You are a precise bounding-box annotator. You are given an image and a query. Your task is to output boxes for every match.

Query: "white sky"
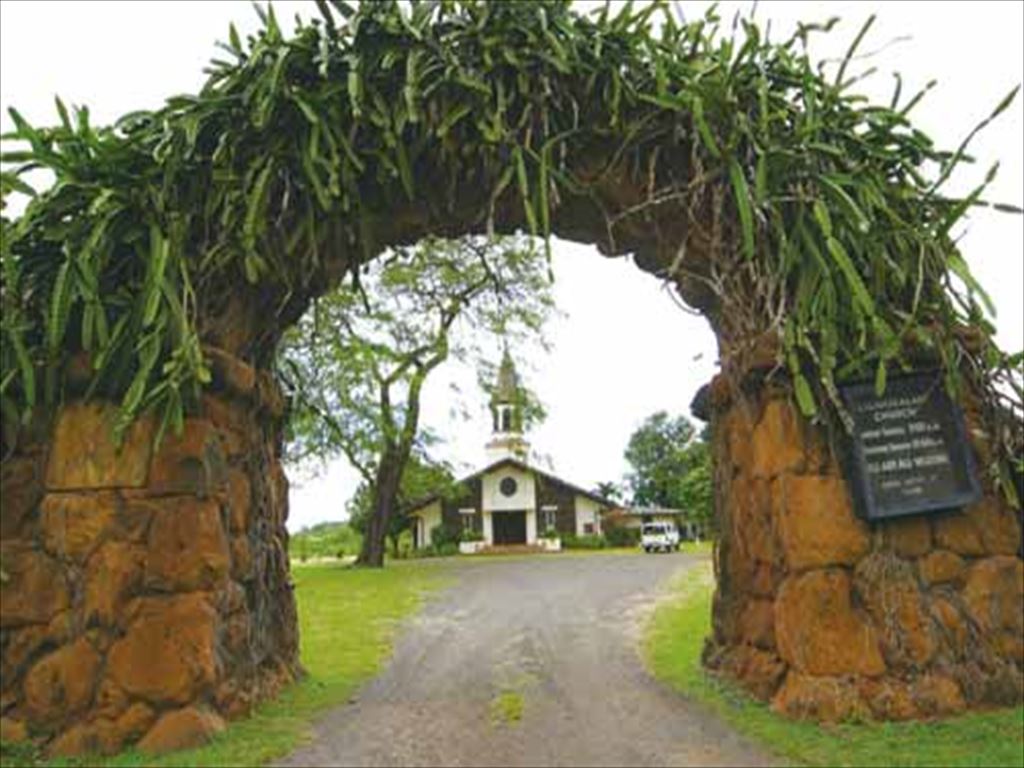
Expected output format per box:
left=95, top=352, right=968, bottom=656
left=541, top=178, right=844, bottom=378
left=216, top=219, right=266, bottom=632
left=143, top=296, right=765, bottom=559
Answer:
left=2, top=1, right=1021, bottom=533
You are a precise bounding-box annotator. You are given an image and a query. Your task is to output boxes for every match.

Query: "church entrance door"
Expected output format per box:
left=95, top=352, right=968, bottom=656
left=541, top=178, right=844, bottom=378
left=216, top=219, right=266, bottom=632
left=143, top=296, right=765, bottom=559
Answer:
left=492, top=511, right=527, bottom=545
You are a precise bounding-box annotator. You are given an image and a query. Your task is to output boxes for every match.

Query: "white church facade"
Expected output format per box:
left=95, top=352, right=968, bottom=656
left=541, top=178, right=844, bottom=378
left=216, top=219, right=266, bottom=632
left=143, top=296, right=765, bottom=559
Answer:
left=407, top=352, right=618, bottom=550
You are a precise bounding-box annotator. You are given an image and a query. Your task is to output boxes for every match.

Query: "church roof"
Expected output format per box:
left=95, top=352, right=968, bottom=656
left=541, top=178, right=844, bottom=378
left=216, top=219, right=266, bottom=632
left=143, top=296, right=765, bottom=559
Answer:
left=406, top=456, right=622, bottom=514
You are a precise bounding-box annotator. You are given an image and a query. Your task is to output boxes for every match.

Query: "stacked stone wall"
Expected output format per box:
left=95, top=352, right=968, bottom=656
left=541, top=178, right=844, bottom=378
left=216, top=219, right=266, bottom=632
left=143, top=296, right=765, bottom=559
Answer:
left=0, top=348, right=299, bottom=755
left=704, top=373, right=1024, bottom=721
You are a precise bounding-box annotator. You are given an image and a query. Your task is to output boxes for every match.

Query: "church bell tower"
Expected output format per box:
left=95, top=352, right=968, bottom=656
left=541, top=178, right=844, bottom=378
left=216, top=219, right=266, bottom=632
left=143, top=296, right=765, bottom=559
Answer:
left=485, top=349, right=530, bottom=463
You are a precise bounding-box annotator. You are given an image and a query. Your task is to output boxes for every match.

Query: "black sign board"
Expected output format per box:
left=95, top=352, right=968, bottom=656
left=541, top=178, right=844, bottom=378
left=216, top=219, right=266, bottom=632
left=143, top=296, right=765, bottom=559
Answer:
left=839, top=372, right=981, bottom=521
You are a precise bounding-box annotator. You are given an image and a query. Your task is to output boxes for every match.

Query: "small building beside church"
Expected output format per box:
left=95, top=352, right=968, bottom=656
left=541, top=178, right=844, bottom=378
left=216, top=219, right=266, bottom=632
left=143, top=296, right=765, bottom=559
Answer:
left=408, top=352, right=619, bottom=550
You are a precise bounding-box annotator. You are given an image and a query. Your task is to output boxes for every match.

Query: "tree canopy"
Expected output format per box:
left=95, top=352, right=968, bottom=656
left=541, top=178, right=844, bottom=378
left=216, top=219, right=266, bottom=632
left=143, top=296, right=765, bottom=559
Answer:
left=624, top=411, right=712, bottom=527
left=279, top=233, right=553, bottom=565
left=1, top=0, right=1019, bottom=500
left=280, top=234, right=551, bottom=477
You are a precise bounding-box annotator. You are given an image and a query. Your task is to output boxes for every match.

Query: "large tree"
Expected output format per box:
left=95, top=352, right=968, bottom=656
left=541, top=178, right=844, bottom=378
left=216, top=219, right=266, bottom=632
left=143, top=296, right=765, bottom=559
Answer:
left=280, top=234, right=552, bottom=567
left=346, top=452, right=456, bottom=558
left=624, top=411, right=712, bottom=529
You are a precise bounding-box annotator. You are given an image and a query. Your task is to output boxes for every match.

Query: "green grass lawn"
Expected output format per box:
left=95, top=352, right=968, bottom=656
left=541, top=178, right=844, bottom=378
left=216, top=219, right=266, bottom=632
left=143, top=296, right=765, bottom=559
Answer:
left=4, top=559, right=448, bottom=768
left=643, top=561, right=1024, bottom=768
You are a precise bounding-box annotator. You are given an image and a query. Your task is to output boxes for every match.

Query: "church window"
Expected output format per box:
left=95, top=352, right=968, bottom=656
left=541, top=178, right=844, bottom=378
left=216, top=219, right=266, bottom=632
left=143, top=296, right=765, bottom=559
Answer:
left=459, top=508, right=478, bottom=533
left=499, top=477, right=518, bottom=497
left=540, top=506, right=557, bottom=532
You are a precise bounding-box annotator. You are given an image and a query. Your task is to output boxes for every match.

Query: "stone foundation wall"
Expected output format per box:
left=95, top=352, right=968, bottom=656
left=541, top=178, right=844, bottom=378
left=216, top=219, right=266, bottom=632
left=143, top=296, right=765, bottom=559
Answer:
left=0, top=349, right=299, bottom=756
left=703, top=374, right=1024, bottom=721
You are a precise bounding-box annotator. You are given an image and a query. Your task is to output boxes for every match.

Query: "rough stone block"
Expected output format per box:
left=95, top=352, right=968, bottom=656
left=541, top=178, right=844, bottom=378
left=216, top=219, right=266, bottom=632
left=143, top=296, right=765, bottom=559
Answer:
left=84, top=542, right=145, bottom=626
left=854, top=553, right=936, bottom=670
left=775, top=568, right=885, bottom=677
left=0, top=544, right=70, bottom=628
left=147, top=419, right=227, bottom=497
left=930, top=597, right=968, bottom=658
left=917, top=550, right=965, bottom=586
left=39, top=492, right=119, bottom=562
left=880, top=516, right=932, bottom=558
left=0, top=716, right=28, bottom=744
left=23, top=638, right=101, bottom=726
left=717, top=645, right=786, bottom=701
left=200, top=394, right=250, bottom=458
left=737, top=599, right=776, bottom=650
left=774, top=474, right=869, bottom=571
left=932, top=511, right=985, bottom=556
left=724, top=405, right=755, bottom=471
left=107, top=593, right=218, bottom=705
left=962, top=556, right=1023, bottom=640
left=137, top=706, right=225, bottom=754
left=0, top=456, right=44, bottom=538
left=771, top=671, right=871, bottom=722
left=230, top=536, right=254, bottom=582
left=966, top=498, right=1022, bottom=556
left=859, top=678, right=918, bottom=721
left=93, top=677, right=129, bottom=721
left=751, top=398, right=805, bottom=479
left=48, top=722, right=100, bottom=758
left=115, top=702, right=157, bottom=744
left=729, top=477, right=776, bottom=564
left=45, top=402, right=154, bottom=490
left=910, top=674, right=966, bottom=717
left=225, top=468, right=252, bottom=534
left=144, top=498, right=229, bottom=592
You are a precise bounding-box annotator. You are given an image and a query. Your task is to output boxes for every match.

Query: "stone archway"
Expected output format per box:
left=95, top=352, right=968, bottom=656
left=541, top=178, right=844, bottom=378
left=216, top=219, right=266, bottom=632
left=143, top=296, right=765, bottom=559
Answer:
left=1, top=0, right=1021, bottom=755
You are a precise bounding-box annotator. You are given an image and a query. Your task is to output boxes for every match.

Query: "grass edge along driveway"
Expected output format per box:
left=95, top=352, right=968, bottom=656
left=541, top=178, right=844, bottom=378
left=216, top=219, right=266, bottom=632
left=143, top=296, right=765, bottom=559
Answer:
left=642, top=561, right=1024, bottom=768
left=4, top=560, right=449, bottom=768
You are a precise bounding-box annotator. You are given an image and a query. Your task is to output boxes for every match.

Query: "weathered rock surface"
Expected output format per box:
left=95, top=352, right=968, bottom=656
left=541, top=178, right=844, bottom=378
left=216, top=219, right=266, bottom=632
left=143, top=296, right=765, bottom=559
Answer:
left=772, top=672, right=870, bottom=722
left=107, top=593, right=218, bottom=704
left=45, top=402, right=153, bottom=490
left=880, top=516, right=932, bottom=558
left=775, top=568, right=885, bottom=677
left=84, top=542, right=145, bottom=626
left=137, top=706, right=226, bottom=754
left=147, top=418, right=227, bottom=496
left=751, top=398, right=805, bottom=479
left=933, top=511, right=986, bottom=556
left=23, top=638, right=101, bottom=726
left=144, top=498, right=230, bottom=592
left=918, top=550, right=965, bottom=586
left=0, top=545, right=70, bottom=628
left=854, top=553, right=937, bottom=670
left=774, top=474, right=870, bottom=571
left=40, top=492, right=119, bottom=562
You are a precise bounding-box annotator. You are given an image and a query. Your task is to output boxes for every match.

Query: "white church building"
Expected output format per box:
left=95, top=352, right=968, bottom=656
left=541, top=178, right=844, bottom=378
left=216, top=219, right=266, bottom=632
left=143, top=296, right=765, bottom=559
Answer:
left=408, top=352, right=619, bottom=550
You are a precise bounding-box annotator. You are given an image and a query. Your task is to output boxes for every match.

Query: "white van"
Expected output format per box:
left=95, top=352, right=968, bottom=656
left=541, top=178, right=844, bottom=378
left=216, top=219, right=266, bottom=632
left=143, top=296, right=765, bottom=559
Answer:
left=641, top=522, right=680, bottom=553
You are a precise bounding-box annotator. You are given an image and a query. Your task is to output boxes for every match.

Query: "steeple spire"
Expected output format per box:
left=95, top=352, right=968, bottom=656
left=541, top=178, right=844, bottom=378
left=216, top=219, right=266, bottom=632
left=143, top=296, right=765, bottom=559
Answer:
left=485, top=348, right=530, bottom=462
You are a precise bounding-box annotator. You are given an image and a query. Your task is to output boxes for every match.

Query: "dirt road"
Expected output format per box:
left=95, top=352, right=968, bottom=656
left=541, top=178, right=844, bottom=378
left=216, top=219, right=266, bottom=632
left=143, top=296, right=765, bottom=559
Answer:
left=280, top=552, right=776, bottom=767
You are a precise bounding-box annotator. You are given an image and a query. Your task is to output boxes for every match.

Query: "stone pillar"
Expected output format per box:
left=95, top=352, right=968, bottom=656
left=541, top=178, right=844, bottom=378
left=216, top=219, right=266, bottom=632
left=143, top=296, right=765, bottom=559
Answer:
left=702, top=370, right=1024, bottom=721
left=0, top=349, right=299, bottom=756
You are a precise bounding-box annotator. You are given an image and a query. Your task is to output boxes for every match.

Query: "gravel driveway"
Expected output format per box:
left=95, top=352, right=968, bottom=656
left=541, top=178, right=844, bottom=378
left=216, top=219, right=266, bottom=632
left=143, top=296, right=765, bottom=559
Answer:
left=280, top=552, right=776, bottom=767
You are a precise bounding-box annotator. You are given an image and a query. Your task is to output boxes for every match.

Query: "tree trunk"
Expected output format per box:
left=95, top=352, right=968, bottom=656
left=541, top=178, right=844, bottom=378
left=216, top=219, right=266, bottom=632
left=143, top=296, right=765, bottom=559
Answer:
left=356, top=452, right=403, bottom=568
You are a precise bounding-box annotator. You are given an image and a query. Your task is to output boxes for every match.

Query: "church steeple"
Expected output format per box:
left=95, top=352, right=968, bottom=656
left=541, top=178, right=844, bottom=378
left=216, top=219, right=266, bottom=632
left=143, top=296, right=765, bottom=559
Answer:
left=485, top=349, right=530, bottom=462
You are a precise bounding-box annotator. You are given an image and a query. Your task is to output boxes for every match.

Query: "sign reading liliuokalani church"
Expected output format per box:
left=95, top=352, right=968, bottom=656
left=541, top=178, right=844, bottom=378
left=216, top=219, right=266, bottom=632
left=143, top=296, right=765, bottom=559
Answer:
left=839, top=372, right=981, bottom=521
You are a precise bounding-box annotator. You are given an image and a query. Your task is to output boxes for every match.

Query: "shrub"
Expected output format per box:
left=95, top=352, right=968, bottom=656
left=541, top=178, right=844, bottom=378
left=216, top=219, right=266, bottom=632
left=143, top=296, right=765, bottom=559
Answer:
left=461, top=529, right=484, bottom=543
left=433, top=542, right=459, bottom=557
left=539, top=527, right=559, bottom=539
left=605, top=526, right=641, bottom=548
left=562, top=533, right=605, bottom=550
left=430, top=523, right=461, bottom=548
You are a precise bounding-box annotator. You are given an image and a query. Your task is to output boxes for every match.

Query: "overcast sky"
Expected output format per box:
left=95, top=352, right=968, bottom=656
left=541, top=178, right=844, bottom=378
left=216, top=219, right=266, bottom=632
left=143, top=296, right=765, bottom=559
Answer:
left=2, top=1, right=1021, bottom=533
